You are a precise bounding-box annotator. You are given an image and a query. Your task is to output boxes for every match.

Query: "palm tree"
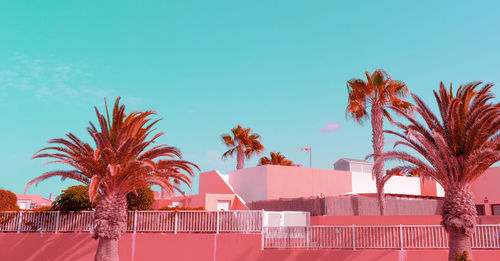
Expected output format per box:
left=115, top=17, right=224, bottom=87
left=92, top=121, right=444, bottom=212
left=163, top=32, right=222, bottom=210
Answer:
left=26, top=98, right=198, bottom=261
left=376, top=82, right=500, bottom=261
left=346, top=69, right=413, bottom=215
left=259, top=152, right=293, bottom=166
left=221, top=125, right=264, bottom=169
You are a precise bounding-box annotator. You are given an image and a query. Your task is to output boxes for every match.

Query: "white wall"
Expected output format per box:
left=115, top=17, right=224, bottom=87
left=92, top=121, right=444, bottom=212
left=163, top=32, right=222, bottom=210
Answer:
left=229, top=166, right=268, bottom=203
left=351, top=172, right=377, bottom=193
left=436, top=183, right=445, bottom=197
left=351, top=172, right=422, bottom=196
left=385, top=176, right=421, bottom=195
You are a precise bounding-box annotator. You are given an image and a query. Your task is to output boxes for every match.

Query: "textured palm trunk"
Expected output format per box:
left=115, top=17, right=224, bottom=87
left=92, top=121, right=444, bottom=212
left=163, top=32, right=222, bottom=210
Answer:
left=236, top=145, right=244, bottom=169
left=371, top=104, right=386, bottom=216
left=442, top=185, right=476, bottom=261
left=94, top=193, right=128, bottom=261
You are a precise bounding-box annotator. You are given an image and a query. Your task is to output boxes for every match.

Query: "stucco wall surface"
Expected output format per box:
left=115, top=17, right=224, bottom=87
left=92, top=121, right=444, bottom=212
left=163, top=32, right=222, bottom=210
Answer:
left=1, top=233, right=499, bottom=261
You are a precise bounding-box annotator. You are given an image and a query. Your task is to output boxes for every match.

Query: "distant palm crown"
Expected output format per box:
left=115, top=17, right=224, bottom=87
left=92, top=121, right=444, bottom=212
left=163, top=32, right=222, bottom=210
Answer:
left=27, top=98, right=198, bottom=204
left=259, top=152, right=293, bottom=166
left=221, top=125, right=264, bottom=159
left=346, top=69, right=413, bottom=122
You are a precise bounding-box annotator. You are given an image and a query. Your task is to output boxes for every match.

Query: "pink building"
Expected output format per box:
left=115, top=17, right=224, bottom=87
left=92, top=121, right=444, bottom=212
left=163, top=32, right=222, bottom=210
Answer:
left=155, top=160, right=500, bottom=216
left=153, top=170, right=247, bottom=211
left=16, top=194, right=52, bottom=210
left=471, top=166, right=500, bottom=216
left=228, top=163, right=444, bottom=203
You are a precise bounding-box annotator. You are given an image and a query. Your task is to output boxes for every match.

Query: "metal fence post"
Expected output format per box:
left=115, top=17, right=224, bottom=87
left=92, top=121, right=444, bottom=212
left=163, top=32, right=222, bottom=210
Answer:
left=216, top=211, right=220, bottom=234
left=399, top=224, right=404, bottom=250
left=55, top=211, right=60, bottom=233
left=306, top=226, right=310, bottom=250
left=352, top=224, right=356, bottom=250
left=133, top=210, right=138, bottom=234
left=17, top=212, right=23, bottom=233
left=261, top=210, right=265, bottom=250
left=174, top=212, right=178, bottom=234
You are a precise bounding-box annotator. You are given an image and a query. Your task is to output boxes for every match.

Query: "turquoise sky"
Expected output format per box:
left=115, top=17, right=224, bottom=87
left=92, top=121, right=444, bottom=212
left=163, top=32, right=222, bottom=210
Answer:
left=1, top=1, right=499, bottom=198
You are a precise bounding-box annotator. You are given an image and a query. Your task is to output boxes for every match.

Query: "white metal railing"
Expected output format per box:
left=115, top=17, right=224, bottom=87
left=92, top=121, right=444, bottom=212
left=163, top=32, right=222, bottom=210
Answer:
left=0, top=210, right=263, bottom=234
left=263, top=224, right=500, bottom=250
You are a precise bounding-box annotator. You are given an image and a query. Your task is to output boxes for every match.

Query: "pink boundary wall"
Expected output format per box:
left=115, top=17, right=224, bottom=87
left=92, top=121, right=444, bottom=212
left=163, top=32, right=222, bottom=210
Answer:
left=311, top=215, right=500, bottom=226
left=1, top=233, right=499, bottom=261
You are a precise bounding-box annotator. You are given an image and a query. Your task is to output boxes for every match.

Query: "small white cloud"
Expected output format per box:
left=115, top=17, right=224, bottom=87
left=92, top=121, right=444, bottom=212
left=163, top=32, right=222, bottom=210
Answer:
left=320, top=122, right=341, bottom=133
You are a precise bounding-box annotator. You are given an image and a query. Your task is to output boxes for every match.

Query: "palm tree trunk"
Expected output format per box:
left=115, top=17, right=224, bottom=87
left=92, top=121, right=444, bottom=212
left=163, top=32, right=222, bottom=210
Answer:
left=442, top=185, right=476, bottom=261
left=94, top=193, right=128, bottom=261
left=371, top=104, right=386, bottom=215
left=236, top=145, right=244, bottom=169
left=95, top=238, right=119, bottom=261
left=449, top=230, right=473, bottom=261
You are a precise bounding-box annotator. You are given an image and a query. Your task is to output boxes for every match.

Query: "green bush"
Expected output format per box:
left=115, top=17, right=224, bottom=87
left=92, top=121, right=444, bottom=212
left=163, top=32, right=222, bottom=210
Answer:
left=0, top=189, right=19, bottom=211
left=53, top=185, right=154, bottom=213
left=52, top=185, right=96, bottom=214
left=127, top=187, right=154, bottom=210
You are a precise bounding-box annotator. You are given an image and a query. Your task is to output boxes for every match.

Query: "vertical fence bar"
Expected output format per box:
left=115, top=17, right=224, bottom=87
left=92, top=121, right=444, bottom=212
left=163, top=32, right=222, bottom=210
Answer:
left=54, top=211, right=60, bottom=233
left=174, top=212, right=178, bottom=234
left=352, top=225, right=356, bottom=250
left=306, top=225, right=310, bottom=250
left=399, top=224, right=403, bottom=250
left=133, top=210, right=138, bottom=234
left=17, top=212, right=23, bottom=233
left=216, top=211, right=220, bottom=234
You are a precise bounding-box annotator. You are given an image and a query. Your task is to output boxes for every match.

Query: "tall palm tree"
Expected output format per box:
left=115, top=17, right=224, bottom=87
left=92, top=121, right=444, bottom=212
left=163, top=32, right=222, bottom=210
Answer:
left=259, top=152, right=293, bottom=166
left=26, top=98, right=198, bottom=261
left=221, top=125, right=264, bottom=169
left=377, top=82, right=500, bottom=260
left=346, top=69, right=413, bottom=215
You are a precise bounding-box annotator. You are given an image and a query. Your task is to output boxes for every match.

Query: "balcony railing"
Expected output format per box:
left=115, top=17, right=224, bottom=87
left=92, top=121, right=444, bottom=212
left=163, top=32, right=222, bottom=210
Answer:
left=0, top=210, right=263, bottom=234
left=2, top=211, right=499, bottom=250
left=263, top=224, right=500, bottom=249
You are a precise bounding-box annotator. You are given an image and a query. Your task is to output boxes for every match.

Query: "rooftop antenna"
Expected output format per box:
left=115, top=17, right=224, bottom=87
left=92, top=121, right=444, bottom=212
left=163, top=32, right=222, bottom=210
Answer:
left=299, top=145, right=312, bottom=168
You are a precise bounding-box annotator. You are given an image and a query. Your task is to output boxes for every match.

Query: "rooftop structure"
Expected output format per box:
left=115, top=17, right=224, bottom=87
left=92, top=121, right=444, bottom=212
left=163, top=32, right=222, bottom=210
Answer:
left=15, top=194, right=52, bottom=210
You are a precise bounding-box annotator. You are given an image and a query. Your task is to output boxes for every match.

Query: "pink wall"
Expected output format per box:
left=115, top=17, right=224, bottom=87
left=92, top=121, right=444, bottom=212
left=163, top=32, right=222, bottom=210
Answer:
left=266, top=165, right=352, bottom=200
left=311, top=215, right=443, bottom=225
left=1, top=233, right=499, bottom=261
left=471, top=167, right=500, bottom=216
left=311, top=215, right=500, bottom=226
left=229, top=166, right=268, bottom=202
left=199, top=170, right=234, bottom=195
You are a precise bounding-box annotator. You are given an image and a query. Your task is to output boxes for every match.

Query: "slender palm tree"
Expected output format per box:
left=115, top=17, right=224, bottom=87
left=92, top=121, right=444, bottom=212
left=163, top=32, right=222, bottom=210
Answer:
left=26, top=98, right=198, bottom=261
left=259, top=152, right=294, bottom=166
left=221, top=125, right=264, bottom=169
left=376, top=82, right=500, bottom=260
left=346, top=69, right=413, bottom=215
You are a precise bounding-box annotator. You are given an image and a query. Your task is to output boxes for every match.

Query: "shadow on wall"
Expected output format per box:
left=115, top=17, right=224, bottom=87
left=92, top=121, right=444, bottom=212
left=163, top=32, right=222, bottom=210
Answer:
left=0, top=233, right=98, bottom=261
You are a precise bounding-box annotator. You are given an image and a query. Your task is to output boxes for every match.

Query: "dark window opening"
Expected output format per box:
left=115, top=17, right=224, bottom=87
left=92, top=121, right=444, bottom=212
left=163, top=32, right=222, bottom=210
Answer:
left=476, top=205, right=485, bottom=216
left=491, top=204, right=500, bottom=216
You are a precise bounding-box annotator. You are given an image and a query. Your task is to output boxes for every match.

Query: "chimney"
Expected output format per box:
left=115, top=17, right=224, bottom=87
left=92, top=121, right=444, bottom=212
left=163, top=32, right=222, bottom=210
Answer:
left=49, top=193, right=54, bottom=201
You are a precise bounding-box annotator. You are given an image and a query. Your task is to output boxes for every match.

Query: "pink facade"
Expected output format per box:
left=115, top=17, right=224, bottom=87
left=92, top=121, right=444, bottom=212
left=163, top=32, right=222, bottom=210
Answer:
left=153, top=170, right=247, bottom=211
left=1, top=233, right=499, bottom=261
left=228, top=165, right=441, bottom=203
left=16, top=194, right=52, bottom=210
left=471, top=167, right=500, bottom=216
left=154, top=165, right=500, bottom=215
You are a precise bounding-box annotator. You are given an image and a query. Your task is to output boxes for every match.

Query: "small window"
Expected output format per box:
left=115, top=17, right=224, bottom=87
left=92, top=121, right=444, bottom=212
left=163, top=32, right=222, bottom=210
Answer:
left=171, top=202, right=182, bottom=207
left=476, top=205, right=485, bottom=216
left=491, top=204, right=500, bottom=216
left=216, top=201, right=230, bottom=211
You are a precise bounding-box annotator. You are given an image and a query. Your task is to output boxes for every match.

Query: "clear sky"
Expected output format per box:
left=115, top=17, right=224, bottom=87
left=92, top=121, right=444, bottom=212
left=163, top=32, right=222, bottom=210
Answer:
left=1, top=1, right=499, bottom=198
